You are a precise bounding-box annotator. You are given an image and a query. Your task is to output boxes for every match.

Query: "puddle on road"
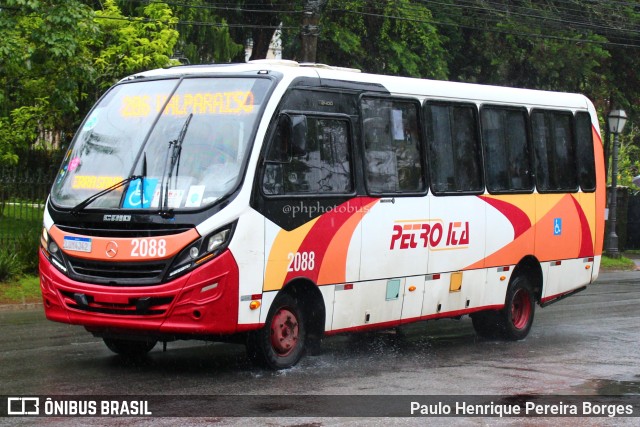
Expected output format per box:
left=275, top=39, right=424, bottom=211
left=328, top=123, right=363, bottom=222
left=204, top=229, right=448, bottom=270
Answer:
left=574, top=377, right=640, bottom=395
left=595, top=378, right=640, bottom=395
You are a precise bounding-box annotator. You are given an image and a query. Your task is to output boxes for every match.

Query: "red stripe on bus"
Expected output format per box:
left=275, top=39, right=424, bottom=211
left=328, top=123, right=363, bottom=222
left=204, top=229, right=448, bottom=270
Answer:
left=479, top=196, right=532, bottom=239
left=570, top=195, right=595, bottom=258
left=284, top=197, right=378, bottom=285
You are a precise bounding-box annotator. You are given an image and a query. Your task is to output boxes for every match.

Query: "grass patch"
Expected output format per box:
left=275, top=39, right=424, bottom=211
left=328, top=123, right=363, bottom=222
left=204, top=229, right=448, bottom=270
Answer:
left=0, top=275, right=41, bottom=305
left=600, top=255, right=637, bottom=271
left=1, top=214, right=42, bottom=238
left=1, top=202, right=44, bottom=234
left=0, top=201, right=43, bottom=277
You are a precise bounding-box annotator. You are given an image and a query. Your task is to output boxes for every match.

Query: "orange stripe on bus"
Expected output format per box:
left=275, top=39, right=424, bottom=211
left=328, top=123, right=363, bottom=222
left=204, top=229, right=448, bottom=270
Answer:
left=263, top=218, right=319, bottom=292
left=318, top=198, right=379, bottom=285
left=468, top=193, right=595, bottom=269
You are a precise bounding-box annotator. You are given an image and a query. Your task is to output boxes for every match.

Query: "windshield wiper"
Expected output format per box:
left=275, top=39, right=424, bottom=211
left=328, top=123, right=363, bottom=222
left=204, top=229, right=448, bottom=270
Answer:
left=70, top=174, right=142, bottom=215
left=158, top=113, right=193, bottom=218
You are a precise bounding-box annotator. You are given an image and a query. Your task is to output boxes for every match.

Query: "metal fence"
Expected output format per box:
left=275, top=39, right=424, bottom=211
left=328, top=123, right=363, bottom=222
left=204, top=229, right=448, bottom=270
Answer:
left=0, top=167, right=55, bottom=246
left=628, top=192, right=640, bottom=250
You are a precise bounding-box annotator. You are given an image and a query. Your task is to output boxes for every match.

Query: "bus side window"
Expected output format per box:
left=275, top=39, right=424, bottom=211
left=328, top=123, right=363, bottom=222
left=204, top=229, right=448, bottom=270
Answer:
left=481, top=106, right=532, bottom=193
left=291, top=118, right=352, bottom=194
left=425, top=102, right=483, bottom=194
left=262, top=114, right=353, bottom=195
left=532, top=110, right=578, bottom=192
left=361, top=97, right=424, bottom=194
left=262, top=115, right=292, bottom=195
left=576, top=112, right=596, bottom=192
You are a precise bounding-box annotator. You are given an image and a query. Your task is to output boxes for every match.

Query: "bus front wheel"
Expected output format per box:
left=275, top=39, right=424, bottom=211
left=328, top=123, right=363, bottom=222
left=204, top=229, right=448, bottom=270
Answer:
left=247, top=293, right=306, bottom=369
left=103, top=337, right=157, bottom=357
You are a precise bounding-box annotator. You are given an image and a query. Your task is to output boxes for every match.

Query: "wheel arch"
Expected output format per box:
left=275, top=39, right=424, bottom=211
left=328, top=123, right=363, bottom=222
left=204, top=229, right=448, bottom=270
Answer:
left=278, top=278, right=326, bottom=342
left=511, top=255, right=543, bottom=304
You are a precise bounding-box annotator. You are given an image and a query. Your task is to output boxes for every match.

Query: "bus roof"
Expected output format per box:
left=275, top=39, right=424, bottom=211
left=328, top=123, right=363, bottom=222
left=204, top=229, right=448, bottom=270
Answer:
left=125, top=60, right=592, bottom=111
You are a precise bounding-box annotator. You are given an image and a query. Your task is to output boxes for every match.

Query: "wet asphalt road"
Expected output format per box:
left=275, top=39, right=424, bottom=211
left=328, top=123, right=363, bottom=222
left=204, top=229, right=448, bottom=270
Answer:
left=1, top=270, right=639, bottom=426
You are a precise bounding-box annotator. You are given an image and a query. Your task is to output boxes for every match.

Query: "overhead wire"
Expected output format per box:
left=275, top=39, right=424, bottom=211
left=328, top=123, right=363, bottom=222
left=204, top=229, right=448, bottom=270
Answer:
left=328, top=0, right=640, bottom=48
left=6, top=0, right=640, bottom=47
left=359, top=0, right=640, bottom=37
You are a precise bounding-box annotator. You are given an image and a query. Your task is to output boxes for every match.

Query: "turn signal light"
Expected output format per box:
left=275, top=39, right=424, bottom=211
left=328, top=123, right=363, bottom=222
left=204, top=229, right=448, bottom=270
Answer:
left=249, top=301, right=261, bottom=310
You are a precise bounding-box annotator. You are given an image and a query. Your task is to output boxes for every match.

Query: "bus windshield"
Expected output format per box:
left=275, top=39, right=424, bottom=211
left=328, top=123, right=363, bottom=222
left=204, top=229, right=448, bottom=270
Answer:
left=51, top=76, right=272, bottom=210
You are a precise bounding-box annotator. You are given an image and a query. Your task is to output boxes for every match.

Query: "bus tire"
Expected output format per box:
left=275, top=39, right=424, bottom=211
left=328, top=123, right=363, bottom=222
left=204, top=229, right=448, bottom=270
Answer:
left=103, top=337, right=157, bottom=357
left=471, top=311, right=501, bottom=339
left=498, top=275, right=536, bottom=340
left=247, top=293, right=306, bottom=369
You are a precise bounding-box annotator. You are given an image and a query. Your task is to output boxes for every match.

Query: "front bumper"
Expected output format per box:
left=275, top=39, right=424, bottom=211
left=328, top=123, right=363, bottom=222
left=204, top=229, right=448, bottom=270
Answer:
left=39, top=248, right=240, bottom=337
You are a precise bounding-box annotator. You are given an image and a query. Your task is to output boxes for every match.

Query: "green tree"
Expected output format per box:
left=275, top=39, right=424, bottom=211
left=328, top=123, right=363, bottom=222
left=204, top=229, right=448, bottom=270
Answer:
left=616, top=125, right=640, bottom=188
left=172, top=0, right=243, bottom=64
left=282, top=0, right=447, bottom=79
left=0, top=0, right=182, bottom=164
left=93, top=0, right=180, bottom=91
left=0, top=0, right=98, bottom=159
left=433, top=1, right=611, bottom=92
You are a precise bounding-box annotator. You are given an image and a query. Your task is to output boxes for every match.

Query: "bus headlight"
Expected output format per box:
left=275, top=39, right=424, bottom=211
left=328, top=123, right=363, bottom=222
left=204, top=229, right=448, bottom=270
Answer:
left=48, top=241, right=60, bottom=254
left=40, top=227, right=67, bottom=273
left=189, top=246, right=199, bottom=259
left=166, top=222, right=236, bottom=280
left=207, top=229, right=230, bottom=252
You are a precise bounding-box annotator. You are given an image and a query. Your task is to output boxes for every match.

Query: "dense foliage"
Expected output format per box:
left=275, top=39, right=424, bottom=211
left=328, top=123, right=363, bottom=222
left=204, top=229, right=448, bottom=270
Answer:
left=0, top=0, right=638, bottom=184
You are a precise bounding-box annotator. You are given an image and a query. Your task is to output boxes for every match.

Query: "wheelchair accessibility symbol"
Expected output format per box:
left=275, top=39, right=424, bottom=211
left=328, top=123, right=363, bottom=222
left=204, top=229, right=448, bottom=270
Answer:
left=553, top=218, right=562, bottom=236
left=123, top=178, right=158, bottom=209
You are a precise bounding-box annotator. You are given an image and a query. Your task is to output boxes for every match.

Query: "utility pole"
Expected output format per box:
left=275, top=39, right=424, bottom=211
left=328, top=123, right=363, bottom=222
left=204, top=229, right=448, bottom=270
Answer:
left=300, top=0, right=327, bottom=63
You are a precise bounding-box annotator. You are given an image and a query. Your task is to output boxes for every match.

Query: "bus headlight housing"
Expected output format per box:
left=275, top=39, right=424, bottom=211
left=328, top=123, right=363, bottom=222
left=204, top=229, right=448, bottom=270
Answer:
left=166, top=222, right=236, bottom=280
left=207, top=229, right=230, bottom=253
left=41, top=227, right=67, bottom=273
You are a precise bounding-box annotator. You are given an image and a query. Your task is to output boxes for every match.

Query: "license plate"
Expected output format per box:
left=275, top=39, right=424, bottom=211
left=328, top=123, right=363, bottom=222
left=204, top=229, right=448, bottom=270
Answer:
left=63, top=236, right=92, bottom=253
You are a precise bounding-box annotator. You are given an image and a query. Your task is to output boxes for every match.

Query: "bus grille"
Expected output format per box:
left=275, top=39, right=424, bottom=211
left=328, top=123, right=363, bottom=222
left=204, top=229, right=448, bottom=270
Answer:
left=66, top=256, right=169, bottom=286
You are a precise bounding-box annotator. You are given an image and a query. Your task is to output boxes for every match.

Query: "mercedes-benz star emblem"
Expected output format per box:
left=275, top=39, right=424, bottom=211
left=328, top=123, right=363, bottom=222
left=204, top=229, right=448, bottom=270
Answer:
left=105, top=241, right=118, bottom=258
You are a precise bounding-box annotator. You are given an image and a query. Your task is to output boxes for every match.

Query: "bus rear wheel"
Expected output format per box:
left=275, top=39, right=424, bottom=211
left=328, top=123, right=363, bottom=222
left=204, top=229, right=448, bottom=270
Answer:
left=472, top=276, right=535, bottom=340
left=501, top=276, right=535, bottom=340
left=103, top=337, right=157, bottom=357
left=247, top=293, right=306, bottom=369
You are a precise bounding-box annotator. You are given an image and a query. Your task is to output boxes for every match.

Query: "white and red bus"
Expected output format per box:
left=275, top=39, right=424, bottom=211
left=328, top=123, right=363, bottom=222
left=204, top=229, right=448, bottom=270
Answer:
left=39, top=60, right=605, bottom=369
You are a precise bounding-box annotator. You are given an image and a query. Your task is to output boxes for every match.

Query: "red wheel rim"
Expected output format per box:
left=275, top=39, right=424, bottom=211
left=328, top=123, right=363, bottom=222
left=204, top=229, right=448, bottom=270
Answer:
left=270, top=308, right=299, bottom=356
left=511, top=289, right=532, bottom=330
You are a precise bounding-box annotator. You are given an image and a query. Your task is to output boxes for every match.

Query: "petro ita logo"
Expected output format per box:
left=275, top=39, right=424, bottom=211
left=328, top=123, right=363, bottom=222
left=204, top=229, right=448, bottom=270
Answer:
left=390, top=220, right=470, bottom=250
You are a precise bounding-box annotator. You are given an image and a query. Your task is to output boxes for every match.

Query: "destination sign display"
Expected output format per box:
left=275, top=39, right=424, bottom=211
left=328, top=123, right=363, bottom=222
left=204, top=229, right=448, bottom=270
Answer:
left=71, top=176, right=124, bottom=190
left=120, top=91, right=255, bottom=117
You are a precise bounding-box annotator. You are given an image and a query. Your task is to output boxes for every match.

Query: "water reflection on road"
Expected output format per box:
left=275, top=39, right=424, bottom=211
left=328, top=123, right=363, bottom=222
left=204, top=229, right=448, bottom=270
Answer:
left=0, top=271, right=639, bottom=425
